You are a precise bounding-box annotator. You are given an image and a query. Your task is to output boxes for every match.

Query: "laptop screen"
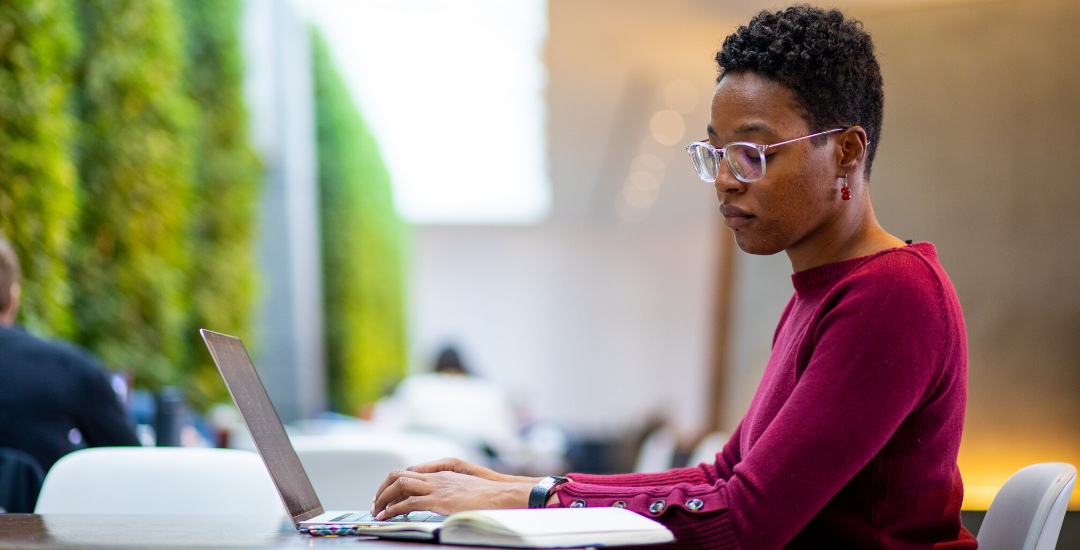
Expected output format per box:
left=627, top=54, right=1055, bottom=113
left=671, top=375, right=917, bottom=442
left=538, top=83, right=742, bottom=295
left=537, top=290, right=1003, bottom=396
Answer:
left=200, top=329, right=324, bottom=525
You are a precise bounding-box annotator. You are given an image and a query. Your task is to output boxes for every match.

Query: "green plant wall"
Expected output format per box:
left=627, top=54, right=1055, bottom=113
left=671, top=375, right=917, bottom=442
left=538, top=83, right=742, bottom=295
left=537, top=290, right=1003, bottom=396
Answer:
left=70, top=0, right=195, bottom=390
left=312, top=31, right=409, bottom=414
left=177, top=0, right=261, bottom=411
left=0, top=0, right=80, bottom=338
left=2, top=0, right=262, bottom=411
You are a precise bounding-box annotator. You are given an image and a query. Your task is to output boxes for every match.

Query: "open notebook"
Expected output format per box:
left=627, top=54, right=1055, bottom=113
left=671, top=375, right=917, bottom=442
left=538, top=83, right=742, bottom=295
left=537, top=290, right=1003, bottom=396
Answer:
left=306, top=507, right=674, bottom=547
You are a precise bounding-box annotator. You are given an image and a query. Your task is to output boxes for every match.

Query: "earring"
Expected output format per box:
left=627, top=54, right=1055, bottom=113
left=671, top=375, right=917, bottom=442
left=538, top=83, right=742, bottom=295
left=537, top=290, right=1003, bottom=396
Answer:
left=841, top=174, right=851, bottom=201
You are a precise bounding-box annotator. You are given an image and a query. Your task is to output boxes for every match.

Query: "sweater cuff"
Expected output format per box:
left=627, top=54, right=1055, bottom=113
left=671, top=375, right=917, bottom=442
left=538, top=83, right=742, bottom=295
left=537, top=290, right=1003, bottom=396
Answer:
left=554, top=481, right=728, bottom=516
left=553, top=482, right=739, bottom=549
left=567, top=467, right=711, bottom=487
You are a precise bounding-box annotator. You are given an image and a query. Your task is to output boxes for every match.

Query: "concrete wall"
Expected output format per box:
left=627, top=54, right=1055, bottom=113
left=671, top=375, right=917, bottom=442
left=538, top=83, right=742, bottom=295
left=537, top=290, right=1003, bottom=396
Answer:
left=242, top=0, right=327, bottom=423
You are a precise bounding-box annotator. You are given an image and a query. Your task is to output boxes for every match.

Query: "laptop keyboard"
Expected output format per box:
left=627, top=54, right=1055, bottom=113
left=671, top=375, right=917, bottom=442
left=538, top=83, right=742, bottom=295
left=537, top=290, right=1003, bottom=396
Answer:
left=332, top=511, right=446, bottom=523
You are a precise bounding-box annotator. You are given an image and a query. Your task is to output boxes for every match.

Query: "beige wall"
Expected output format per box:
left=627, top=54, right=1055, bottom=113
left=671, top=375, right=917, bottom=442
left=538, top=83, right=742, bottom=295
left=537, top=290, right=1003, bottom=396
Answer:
left=858, top=0, right=1080, bottom=508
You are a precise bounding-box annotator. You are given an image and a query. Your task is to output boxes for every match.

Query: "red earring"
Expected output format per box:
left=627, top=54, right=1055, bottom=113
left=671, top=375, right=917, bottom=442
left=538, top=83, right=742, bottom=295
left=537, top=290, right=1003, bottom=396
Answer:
left=841, top=174, right=851, bottom=201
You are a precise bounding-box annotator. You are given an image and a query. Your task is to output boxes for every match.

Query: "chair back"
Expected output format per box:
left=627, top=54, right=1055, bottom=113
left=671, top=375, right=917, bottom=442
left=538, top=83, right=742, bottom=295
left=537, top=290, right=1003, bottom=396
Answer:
left=0, top=447, right=45, bottom=513
left=34, top=447, right=286, bottom=517
left=634, top=427, right=677, bottom=473
left=688, top=431, right=730, bottom=468
left=293, top=446, right=409, bottom=509
left=977, top=462, right=1076, bottom=550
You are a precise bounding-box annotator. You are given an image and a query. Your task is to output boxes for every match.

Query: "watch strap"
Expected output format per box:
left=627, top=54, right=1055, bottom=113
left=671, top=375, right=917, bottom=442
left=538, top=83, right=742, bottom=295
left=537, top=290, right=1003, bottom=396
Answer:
left=528, top=476, right=568, bottom=508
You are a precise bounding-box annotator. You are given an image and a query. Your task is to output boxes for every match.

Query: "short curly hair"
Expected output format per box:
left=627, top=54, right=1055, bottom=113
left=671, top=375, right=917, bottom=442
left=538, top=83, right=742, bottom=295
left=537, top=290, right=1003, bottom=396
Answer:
left=715, top=5, right=884, bottom=177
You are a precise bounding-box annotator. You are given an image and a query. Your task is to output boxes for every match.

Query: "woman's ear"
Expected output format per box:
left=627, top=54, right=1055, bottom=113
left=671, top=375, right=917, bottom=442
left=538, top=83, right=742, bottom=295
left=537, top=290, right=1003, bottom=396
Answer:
left=836, top=126, right=868, bottom=177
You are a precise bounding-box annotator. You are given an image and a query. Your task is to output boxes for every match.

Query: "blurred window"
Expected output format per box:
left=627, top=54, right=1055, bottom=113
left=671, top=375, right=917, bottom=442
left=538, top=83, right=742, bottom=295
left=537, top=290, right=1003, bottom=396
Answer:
left=304, top=0, right=550, bottom=224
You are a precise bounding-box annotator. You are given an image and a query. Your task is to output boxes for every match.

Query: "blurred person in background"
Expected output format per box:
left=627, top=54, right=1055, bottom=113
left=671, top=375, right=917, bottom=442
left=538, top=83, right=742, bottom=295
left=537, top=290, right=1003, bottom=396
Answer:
left=370, top=6, right=975, bottom=549
left=0, top=236, right=139, bottom=505
left=375, top=346, right=526, bottom=469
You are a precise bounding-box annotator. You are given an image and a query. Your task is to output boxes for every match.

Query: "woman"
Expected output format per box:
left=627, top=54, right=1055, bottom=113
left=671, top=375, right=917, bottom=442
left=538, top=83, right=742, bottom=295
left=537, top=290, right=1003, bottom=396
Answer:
left=373, top=6, right=976, bottom=549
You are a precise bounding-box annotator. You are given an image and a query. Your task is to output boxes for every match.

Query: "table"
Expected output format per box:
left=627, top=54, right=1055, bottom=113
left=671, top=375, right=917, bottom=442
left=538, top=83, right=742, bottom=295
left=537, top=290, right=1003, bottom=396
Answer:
left=0, top=514, right=488, bottom=549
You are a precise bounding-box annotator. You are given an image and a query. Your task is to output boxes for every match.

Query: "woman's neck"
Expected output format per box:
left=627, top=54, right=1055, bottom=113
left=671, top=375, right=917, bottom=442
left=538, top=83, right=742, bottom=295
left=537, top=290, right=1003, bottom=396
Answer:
left=785, top=197, right=906, bottom=273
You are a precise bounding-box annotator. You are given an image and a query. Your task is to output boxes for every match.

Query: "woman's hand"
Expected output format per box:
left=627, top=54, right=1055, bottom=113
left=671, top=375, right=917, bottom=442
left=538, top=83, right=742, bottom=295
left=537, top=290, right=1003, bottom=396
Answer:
left=371, top=469, right=534, bottom=519
left=402, top=457, right=541, bottom=484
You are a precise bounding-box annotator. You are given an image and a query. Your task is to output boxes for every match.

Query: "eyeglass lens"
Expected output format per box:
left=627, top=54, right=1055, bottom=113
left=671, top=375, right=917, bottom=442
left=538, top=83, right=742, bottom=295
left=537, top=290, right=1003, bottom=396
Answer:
left=687, top=143, right=765, bottom=183
left=688, top=143, right=720, bottom=182
left=727, top=144, right=763, bottom=182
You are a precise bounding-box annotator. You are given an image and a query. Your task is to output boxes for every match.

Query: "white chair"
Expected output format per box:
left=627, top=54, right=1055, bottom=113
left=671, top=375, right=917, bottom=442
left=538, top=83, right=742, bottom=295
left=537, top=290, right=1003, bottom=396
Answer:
left=977, top=462, right=1076, bottom=550
left=292, top=444, right=409, bottom=510
left=688, top=431, right=730, bottom=468
left=634, top=427, right=678, bottom=473
left=34, top=447, right=286, bottom=517
left=290, top=432, right=474, bottom=510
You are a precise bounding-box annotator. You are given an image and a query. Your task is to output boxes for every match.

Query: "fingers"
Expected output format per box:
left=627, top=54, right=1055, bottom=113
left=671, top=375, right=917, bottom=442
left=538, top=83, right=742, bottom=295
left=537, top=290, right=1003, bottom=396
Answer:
left=376, top=472, right=533, bottom=521
left=378, top=495, right=434, bottom=521
left=405, top=458, right=498, bottom=481
left=407, top=458, right=465, bottom=474
left=406, top=458, right=515, bottom=483
left=373, top=470, right=426, bottom=515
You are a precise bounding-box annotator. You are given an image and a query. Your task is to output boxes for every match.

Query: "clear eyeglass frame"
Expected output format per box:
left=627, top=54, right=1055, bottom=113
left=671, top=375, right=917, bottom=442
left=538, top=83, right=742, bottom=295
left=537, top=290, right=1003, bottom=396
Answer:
left=685, top=127, right=845, bottom=183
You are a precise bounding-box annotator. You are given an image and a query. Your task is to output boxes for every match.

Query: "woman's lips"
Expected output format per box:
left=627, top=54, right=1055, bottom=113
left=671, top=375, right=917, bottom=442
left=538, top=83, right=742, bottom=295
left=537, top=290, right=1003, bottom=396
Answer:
left=721, top=205, right=755, bottom=228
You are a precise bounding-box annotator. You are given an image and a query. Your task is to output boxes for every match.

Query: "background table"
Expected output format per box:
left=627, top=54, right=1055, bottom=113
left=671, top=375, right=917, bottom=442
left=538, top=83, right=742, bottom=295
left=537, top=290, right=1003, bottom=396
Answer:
left=0, top=514, right=487, bottom=550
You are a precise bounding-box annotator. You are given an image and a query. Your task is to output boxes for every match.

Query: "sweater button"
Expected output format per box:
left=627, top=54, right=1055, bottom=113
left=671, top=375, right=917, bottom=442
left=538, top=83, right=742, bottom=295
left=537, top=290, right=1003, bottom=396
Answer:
left=612, top=501, right=626, bottom=508
left=570, top=500, right=586, bottom=508
left=648, top=500, right=665, bottom=514
left=685, top=498, right=704, bottom=511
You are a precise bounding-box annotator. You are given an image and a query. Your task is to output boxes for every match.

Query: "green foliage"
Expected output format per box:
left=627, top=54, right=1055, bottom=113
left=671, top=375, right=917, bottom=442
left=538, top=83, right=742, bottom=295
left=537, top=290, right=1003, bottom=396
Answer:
left=177, top=0, right=261, bottom=411
left=70, top=0, right=196, bottom=390
left=0, top=0, right=80, bottom=338
left=312, top=31, right=409, bottom=414
left=1, top=0, right=261, bottom=410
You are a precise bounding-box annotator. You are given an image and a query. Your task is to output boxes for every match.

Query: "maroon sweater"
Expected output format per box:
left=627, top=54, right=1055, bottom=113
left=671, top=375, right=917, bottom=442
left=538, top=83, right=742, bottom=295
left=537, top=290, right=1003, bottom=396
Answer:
left=555, top=243, right=977, bottom=549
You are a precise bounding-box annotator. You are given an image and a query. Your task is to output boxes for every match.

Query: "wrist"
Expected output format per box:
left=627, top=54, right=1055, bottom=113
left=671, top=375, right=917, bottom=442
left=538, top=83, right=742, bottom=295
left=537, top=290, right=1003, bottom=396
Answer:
left=509, top=482, right=535, bottom=508
left=492, top=472, right=542, bottom=484
left=528, top=476, right=570, bottom=508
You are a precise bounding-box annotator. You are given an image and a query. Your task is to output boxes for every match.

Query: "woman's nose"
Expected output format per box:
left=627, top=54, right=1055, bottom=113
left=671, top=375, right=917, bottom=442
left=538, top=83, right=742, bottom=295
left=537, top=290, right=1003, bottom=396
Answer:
left=714, top=166, right=746, bottom=195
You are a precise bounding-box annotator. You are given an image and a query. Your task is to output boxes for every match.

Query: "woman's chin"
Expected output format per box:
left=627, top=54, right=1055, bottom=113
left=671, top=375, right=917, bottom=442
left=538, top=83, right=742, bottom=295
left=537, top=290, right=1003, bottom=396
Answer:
left=732, top=231, right=784, bottom=256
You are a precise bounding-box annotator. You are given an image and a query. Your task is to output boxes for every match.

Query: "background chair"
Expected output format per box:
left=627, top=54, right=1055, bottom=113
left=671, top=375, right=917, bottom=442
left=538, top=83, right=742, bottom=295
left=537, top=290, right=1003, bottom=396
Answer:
left=289, top=432, right=474, bottom=509
left=292, top=443, right=408, bottom=510
left=34, top=447, right=285, bottom=517
left=633, top=426, right=677, bottom=473
left=687, top=431, right=730, bottom=468
left=0, top=447, right=45, bottom=513
left=977, top=462, right=1076, bottom=550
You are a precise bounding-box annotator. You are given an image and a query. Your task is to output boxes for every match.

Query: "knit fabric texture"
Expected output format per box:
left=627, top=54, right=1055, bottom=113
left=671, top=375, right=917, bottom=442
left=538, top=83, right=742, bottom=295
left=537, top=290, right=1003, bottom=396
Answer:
left=556, top=243, right=977, bottom=549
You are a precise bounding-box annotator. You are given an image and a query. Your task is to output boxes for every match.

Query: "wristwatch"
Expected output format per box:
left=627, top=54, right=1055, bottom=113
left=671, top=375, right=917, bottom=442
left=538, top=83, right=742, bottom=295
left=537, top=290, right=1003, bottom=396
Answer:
left=528, top=475, right=570, bottom=508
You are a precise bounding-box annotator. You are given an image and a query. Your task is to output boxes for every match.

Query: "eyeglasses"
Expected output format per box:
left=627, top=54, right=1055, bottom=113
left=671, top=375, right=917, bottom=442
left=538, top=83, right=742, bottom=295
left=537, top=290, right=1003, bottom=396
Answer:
left=685, top=128, right=845, bottom=183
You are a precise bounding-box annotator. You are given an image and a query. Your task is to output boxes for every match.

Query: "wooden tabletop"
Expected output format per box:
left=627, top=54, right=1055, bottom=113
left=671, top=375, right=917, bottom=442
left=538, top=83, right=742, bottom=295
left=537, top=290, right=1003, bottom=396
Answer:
left=0, top=514, right=486, bottom=550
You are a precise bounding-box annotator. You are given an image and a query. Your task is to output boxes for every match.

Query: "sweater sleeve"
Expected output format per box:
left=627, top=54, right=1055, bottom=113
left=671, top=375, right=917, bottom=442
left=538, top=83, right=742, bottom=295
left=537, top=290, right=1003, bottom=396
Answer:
left=553, top=254, right=951, bottom=549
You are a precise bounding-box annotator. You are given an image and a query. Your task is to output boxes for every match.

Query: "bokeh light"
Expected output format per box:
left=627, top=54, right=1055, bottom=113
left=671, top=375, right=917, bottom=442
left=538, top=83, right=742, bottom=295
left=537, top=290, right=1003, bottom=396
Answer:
left=649, top=109, right=685, bottom=147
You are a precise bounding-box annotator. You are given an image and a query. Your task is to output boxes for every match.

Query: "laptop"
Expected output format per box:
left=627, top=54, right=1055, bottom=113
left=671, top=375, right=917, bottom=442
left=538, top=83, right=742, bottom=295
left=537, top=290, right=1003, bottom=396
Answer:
left=200, top=329, right=446, bottom=534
